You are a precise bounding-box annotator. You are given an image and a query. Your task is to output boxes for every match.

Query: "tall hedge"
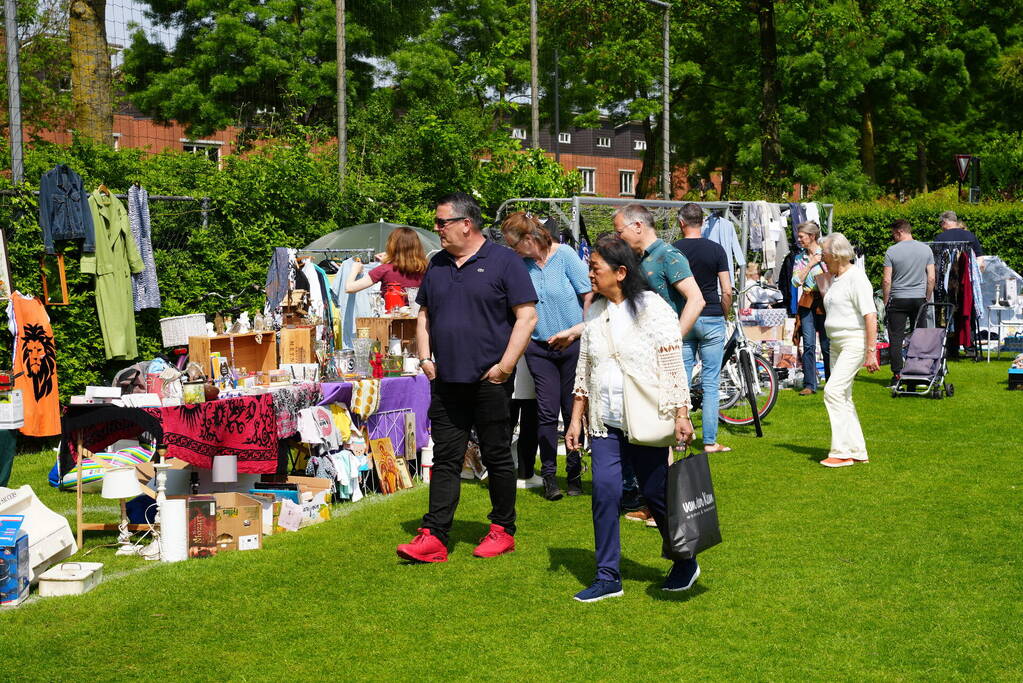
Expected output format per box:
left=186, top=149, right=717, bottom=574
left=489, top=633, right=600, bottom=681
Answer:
left=0, top=134, right=579, bottom=406
left=831, top=192, right=1023, bottom=287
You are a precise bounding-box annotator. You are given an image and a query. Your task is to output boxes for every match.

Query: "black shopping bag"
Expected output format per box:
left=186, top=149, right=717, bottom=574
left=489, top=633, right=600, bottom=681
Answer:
left=665, top=450, right=721, bottom=560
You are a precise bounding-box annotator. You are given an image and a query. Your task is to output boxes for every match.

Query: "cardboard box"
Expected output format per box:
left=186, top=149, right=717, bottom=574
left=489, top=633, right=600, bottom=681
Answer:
left=286, top=476, right=333, bottom=505
left=272, top=499, right=331, bottom=534
left=247, top=492, right=277, bottom=536
left=743, top=325, right=784, bottom=341
left=0, top=515, right=30, bottom=608
left=186, top=495, right=217, bottom=559
left=212, top=493, right=263, bottom=552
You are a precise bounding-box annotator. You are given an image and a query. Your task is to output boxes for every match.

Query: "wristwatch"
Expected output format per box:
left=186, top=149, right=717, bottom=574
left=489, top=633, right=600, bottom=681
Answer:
left=417, top=358, right=435, bottom=367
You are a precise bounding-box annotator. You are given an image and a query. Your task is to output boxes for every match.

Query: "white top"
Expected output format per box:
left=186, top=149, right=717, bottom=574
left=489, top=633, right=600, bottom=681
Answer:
left=511, top=355, right=535, bottom=400
left=574, top=291, right=690, bottom=438
left=824, top=267, right=877, bottom=336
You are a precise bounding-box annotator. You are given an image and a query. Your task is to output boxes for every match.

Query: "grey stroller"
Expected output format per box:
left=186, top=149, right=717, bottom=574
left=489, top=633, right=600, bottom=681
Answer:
left=892, top=302, right=955, bottom=399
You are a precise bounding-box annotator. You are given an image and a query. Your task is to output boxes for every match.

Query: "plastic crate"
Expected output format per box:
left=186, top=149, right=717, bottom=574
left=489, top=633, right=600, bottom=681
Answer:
left=160, top=314, right=207, bottom=347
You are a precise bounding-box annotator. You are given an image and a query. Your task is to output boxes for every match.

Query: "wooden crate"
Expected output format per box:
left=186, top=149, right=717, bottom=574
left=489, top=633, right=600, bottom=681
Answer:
left=356, top=317, right=418, bottom=348
left=279, top=327, right=315, bottom=364
left=188, top=332, right=278, bottom=375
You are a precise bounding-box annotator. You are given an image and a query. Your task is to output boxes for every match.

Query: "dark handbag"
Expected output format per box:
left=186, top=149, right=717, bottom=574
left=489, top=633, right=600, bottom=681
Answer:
left=664, top=448, right=721, bottom=560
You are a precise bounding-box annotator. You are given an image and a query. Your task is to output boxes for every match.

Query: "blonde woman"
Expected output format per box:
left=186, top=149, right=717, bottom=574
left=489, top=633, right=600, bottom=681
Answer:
left=819, top=233, right=879, bottom=467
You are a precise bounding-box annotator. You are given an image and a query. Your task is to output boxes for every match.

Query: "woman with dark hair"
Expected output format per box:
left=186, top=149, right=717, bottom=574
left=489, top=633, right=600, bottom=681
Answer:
left=345, top=227, right=428, bottom=310
left=502, top=211, right=592, bottom=499
left=565, top=238, right=694, bottom=602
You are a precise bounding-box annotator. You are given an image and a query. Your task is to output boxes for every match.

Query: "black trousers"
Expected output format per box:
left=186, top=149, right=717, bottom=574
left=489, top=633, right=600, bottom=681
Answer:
left=887, top=297, right=925, bottom=376
left=422, top=380, right=516, bottom=544
left=509, top=399, right=539, bottom=479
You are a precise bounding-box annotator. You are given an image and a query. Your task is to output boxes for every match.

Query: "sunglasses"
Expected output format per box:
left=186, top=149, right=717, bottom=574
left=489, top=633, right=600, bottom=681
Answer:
left=434, top=216, right=467, bottom=228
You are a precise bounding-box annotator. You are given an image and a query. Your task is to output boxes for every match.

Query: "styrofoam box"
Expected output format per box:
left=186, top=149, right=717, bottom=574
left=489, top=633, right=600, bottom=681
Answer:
left=0, top=486, right=77, bottom=582
left=37, top=562, right=103, bottom=597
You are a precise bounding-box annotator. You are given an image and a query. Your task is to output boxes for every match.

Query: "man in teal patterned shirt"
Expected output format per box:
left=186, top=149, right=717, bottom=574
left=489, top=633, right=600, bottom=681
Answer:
left=613, top=204, right=705, bottom=337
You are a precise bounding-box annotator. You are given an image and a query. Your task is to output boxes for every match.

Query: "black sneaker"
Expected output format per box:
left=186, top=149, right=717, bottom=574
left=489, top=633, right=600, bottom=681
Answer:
left=888, top=374, right=901, bottom=388
left=566, top=476, right=583, bottom=496
left=542, top=475, right=564, bottom=501
left=662, top=558, right=700, bottom=591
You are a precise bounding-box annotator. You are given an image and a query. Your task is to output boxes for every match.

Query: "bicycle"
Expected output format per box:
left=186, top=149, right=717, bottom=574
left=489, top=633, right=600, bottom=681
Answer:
left=688, top=284, right=779, bottom=438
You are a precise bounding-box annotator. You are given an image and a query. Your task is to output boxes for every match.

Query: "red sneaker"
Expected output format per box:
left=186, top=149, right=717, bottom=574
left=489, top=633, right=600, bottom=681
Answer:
left=396, top=528, right=448, bottom=563
left=473, top=524, right=516, bottom=558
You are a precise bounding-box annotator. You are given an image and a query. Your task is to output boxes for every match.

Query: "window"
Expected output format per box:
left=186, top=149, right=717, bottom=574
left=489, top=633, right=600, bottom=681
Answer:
left=799, top=183, right=808, bottom=200
left=181, top=140, right=223, bottom=167
left=619, top=170, right=635, bottom=196
left=511, top=128, right=526, bottom=140
left=558, top=132, right=571, bottom=144
left=579, top=167, right=596, bottom=194
left=112, top=133, right=121, bottom=151
left=596, top=136, right=612, bottom=148
left=634, top=140, right=647, bottom=151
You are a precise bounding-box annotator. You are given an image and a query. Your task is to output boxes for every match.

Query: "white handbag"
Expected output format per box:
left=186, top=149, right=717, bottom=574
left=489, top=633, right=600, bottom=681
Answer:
left=604, top=312, right=676, bottom=447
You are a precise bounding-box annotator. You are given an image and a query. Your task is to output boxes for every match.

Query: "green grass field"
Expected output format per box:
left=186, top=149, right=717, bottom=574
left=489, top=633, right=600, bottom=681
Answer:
left=2, top=359, right=1021, bottom=681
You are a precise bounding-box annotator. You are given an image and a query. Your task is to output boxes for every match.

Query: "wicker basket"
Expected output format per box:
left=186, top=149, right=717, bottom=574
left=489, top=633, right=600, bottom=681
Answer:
left=160, top=314, right=207, bottom=347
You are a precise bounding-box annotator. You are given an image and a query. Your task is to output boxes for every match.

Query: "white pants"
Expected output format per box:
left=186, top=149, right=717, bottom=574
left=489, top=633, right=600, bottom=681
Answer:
left=822, top=332, right=869, bottom=460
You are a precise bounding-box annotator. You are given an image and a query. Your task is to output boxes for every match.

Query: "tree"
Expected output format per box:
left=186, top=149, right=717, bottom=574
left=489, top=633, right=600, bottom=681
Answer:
left=121, top=0, right=431, bottom=137
left=0, top=0, right=72, bottom=136
left=69, top=0, right=112, bottom=144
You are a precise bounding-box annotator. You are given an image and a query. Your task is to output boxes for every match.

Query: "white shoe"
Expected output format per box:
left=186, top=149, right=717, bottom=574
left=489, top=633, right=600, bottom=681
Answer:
left=517, top=474, right=544, bottom=489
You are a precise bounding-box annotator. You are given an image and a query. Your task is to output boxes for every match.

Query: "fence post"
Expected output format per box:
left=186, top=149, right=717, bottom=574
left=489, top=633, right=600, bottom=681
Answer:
left=4, top=0, right=24, bottom=184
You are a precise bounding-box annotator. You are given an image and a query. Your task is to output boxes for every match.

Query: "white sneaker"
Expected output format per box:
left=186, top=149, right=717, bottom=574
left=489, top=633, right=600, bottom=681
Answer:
left=517, top=474, right=544, bottom=489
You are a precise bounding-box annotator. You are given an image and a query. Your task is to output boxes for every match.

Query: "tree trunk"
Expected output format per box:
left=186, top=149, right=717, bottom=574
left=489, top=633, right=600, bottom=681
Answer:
left=916, top=141, right=928, bottom=194
left=69, top=0, right=113, bottom=146
left=756, top=0, right=782, bottom=183
left=635, top=115, right=657, bottom=199
left=860, top=93, right=876, bottom=184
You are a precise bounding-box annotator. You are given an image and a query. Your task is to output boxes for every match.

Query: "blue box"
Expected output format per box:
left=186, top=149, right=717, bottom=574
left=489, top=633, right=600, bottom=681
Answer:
left=0, top=515, right=30, bottom=608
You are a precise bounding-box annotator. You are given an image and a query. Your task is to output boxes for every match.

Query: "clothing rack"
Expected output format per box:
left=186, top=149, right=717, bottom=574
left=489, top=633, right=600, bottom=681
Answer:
left=297, top=248, right=376, bottom=261
left=0, top=188, right=211, bottom=229
left=926, top=240, right=982, bottom=360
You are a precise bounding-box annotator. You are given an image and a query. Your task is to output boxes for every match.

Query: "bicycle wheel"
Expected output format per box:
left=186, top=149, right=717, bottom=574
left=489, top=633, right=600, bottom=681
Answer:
left=719, top=353, right=778, bottom=426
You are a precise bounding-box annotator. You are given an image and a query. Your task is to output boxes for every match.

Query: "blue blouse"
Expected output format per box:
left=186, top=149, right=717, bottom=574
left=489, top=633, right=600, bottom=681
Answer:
left=525, top=244, right=591, bottom=341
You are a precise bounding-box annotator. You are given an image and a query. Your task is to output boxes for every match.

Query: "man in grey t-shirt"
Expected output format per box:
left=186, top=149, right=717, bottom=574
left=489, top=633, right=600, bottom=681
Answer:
left=882, top=219, right=935, bottom=382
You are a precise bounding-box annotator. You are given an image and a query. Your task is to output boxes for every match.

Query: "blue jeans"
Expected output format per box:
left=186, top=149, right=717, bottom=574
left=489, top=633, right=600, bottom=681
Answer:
left=798, top=306, right=831, bottom=391
left=683, top=316, right=727, bottom=446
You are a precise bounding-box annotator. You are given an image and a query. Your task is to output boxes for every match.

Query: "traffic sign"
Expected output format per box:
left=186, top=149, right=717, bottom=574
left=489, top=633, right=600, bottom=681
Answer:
left=954, top=154, right=972, bottom=182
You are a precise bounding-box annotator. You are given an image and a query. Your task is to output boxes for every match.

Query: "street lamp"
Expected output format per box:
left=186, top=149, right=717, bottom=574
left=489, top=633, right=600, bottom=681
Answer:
left=640, top=0, right=670, bottom=200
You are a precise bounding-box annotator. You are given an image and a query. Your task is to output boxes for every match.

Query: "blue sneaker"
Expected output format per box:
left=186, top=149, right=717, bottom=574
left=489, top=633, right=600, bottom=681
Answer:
left=662, top=558, right=700, bottom=591
left=573, top=579, right=624, bottom=603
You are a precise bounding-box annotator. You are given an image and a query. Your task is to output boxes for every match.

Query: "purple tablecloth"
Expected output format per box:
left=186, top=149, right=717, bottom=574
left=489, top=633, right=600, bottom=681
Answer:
left=319, top=375, right=431, bottom=450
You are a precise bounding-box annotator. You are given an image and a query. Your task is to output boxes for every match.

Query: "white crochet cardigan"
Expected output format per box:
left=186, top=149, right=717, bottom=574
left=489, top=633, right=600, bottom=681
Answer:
left=573, top=292, right=691, bottom=438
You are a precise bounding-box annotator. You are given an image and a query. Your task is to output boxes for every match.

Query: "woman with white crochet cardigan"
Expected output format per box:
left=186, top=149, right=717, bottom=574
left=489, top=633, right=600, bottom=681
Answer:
left=566, top=238, right=695, bottom=603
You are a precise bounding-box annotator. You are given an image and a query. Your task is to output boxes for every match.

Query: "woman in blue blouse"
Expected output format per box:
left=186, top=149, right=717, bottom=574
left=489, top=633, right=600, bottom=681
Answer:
left=502, top=212, right=592, bottom=500
left=792, top=221, right=831, bottom=394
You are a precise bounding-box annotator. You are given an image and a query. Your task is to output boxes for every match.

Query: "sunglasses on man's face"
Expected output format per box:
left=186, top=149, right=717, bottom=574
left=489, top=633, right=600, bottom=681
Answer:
left=434, top=216, right=466, bottom=228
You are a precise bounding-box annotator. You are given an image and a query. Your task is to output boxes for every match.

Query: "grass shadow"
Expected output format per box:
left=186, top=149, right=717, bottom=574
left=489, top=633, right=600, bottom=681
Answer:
left=547, top=546, right=664, bottom=587
left=775, top=442, right=830, bottom=463
left=645, top=580, right=709, bottom=602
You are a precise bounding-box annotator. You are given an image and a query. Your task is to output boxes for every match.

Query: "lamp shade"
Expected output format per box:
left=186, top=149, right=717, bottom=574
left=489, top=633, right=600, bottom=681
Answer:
left=211, top=455, right=238, bottom=483
left=101, top=466, right=143, bottom=500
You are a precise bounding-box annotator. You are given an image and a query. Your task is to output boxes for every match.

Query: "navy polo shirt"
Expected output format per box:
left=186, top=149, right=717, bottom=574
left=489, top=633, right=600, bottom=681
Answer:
left=417, top=240, right=537, bottom=383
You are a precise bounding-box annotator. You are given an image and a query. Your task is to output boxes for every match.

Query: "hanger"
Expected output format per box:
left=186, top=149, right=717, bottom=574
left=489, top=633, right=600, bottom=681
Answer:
left=97, top=183, right=111, bottom=196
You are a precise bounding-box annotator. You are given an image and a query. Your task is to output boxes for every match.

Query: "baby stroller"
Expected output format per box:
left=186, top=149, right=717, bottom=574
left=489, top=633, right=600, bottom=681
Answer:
left=891, top=302, right=955, bottom=399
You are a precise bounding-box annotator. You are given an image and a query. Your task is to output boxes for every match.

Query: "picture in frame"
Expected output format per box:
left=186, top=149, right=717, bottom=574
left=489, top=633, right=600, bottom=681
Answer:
left=0, top=229, right=11, bottom=300
left=370, top=437, right=401, bottom=495
left=394, top=457, right=413, bottom=490
left=39, top=253, right=69, bottom=306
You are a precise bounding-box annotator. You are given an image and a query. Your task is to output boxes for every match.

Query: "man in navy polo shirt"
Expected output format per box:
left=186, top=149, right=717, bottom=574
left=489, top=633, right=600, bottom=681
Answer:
left=396, top=192, right=538, bottom=563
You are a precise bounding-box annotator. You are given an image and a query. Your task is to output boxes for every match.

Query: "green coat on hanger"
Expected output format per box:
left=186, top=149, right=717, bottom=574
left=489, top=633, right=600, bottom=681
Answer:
left=81, top=189, right=145, bottom=360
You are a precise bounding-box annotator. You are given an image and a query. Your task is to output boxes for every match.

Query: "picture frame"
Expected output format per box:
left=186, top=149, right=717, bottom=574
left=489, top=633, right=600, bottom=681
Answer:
left=369, top=437, right=400, bottom=495
left=39, top=253, right=69, bottom=306
left=0, top=229, right=11, bottom=301
left=394, top=457, right=413, bottom=490
left=403, top=412, right=417, bottom=463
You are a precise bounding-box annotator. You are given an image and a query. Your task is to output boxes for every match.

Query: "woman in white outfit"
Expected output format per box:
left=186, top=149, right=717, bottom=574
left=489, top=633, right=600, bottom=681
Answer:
left=819, top=233, right=879, bottom=467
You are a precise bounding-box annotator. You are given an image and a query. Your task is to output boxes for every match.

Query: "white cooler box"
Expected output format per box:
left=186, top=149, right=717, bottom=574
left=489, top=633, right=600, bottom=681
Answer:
left=0, top=486, right=78, bottom=582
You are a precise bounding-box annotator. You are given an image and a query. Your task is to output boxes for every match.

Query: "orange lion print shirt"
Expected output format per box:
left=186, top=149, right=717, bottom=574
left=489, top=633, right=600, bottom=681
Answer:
left=11, top=293, right=60, bottom=437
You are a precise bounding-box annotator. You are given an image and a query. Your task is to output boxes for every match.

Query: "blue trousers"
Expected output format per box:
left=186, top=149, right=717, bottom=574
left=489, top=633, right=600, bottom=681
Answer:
left=683, top=316, right=726, bottom=445
left=799, top=305, right=831, bottom=391
left=590, top=427, right=671, bottom=581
